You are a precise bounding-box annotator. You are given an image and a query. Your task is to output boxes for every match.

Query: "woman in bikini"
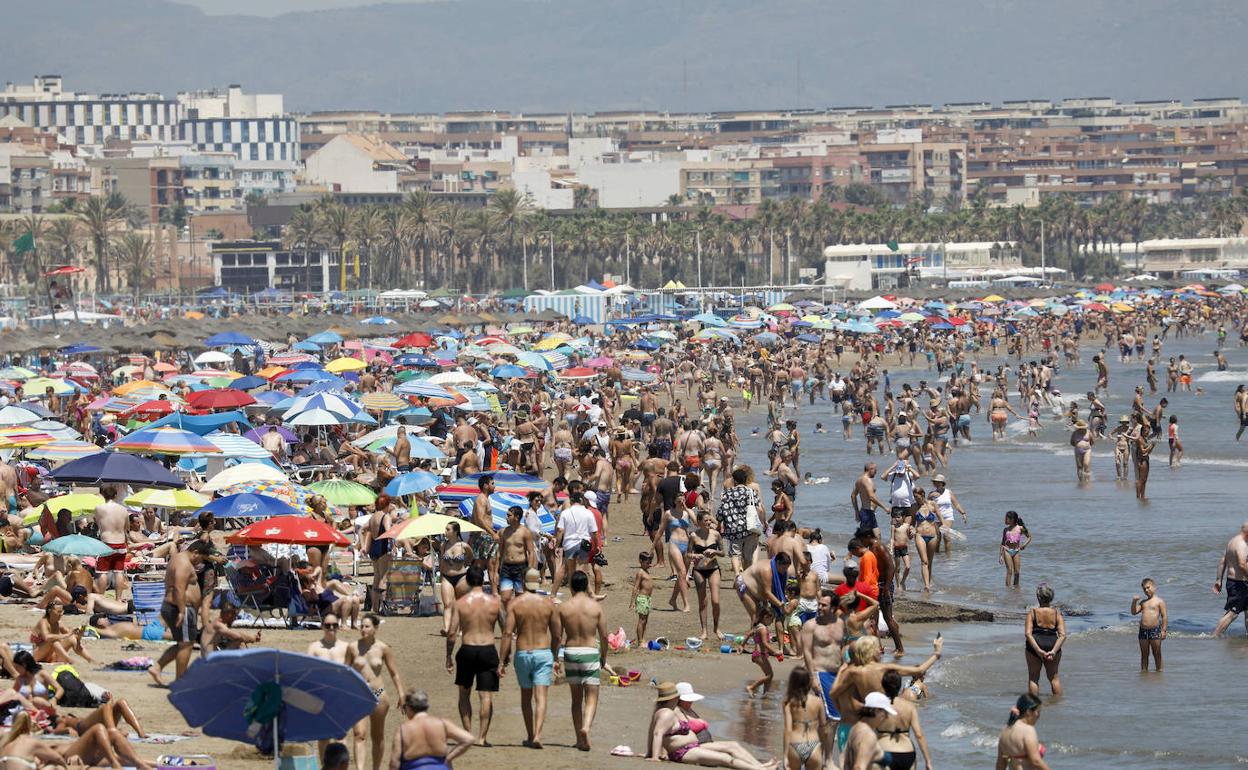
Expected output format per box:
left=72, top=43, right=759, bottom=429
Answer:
left=30, top=602, right=93, bottom=664
left=439, top=523, right=471, bottom=636
left=783, top=667, right=827, bottom=770
left=989, top=390, right=1020, bottom=441
left=701, top=428, right=725, bottom=501
left=363, top=498, right=396, bottom=613
left=689, top=511, right=724, bottom=640
left=347, top=614, right=404, bottom=770
left=656, top=496, right=693, bottom=613
left=875, top=671, right=931, bottom=770
left=647, top=683, right=776, bottom=769
left=1000, top=511, right=1032, bottom=589
left=1024, top=583, right=1065, bottom=697
left=388, top=688, right=475, bottom=770
left=769, top=480, right=794, bottom=528
left=995, top=694, right=1051, bottom=770
left=912, top=489, right=940, bottom=592
left=609, top=429, right=638, bottom=501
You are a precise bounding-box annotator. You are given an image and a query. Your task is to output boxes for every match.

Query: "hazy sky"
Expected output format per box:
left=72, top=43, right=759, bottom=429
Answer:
left=179, top=0, right=426, bottom=15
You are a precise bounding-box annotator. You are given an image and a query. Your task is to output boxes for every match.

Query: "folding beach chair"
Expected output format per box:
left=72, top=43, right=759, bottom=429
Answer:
left=130, top=579, right=166, bottom=624
left=380, top=559, right=434, bottom=616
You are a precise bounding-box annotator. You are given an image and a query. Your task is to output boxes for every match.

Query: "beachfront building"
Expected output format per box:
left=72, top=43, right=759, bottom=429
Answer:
left=0, top=126, right=92, bottom=214
left=177, top=85, right=300, bottom=165
left=1101, top=237, right=1248, bottom=279
left=181, top=152, right=239, bottom=214
left=210, top=239, right=350, bottom=294
left=303, top=134, right=417, bottom=193
left=0, top=75, right=180, bottom=146
left=823, top=241, right=1024, bottom=290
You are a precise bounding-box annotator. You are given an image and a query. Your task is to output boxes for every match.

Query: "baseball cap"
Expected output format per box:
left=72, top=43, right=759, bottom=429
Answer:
left=675, top=681, right=704, bottom=702
left=523, top=568, right=542, bottom=591
left=863, top=691, right=898, bottom=715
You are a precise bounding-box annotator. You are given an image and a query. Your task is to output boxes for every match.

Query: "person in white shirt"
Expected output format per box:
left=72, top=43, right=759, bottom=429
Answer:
left=553, top=492, right=599, bottom=595
left=804, top=529, right=835, bottom=584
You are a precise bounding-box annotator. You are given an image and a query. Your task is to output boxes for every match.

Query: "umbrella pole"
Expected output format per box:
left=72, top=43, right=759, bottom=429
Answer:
left=274, top=655, right=281, bottom=770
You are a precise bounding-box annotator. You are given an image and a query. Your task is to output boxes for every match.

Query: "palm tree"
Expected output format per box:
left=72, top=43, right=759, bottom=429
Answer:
left=117, top=232, right=154, bottom=302
left=316, top=199, right=355, bottom=292
left=402, top=191, right=441, bottom=282
left=45, top=218, right=80, bottom=268
left=489, top=187, right=533, bottom=284
left=283, top=206, right=324, bottom=292
left=351, top=205, right=384, bottom=289
left=77, top=194, right=129, bottom=293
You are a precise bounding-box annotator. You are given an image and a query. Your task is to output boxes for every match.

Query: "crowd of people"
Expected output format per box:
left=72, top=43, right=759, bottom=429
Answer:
left=0, top=287, right=1243, bottom=768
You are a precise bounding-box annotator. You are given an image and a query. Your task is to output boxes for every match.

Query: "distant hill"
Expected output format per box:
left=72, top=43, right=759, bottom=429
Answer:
left=2, top=0, right=1243, bottom=113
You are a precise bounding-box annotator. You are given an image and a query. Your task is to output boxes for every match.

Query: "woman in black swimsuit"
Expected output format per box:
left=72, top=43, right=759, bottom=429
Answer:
left=688, top=511, right=724, bottom=640
left=439, top=522, right=471, bottom=636
left=1024, top=582, right=1066, bottom=697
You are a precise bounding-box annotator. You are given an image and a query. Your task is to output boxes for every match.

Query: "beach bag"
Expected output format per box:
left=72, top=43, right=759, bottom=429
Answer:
left=53, top=664, right=100, bottom=708
left=744, top=488, right=763, bottom=534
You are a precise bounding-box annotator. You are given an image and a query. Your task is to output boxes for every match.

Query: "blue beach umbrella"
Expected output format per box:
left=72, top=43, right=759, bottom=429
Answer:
left=204, top=332, right=257, bottom=347
left=50, top=451, right=185, bottom=488
left=43, top=534, right=117, bottom=558
left=199, top=492, right=304, bottom=520
left=384, top=470, right=441, bottom=497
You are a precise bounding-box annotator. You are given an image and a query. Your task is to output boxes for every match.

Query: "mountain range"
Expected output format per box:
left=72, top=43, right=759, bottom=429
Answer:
left=2, top=0, right=1243, bottom=113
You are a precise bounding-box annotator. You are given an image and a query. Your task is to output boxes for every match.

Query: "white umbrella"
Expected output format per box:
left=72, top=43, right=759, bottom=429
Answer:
left=428, top=371, right=480, bottom=386
left=194, top=351, right=233, bottom=366
left=857, top=296, right=898, bottom=311
left=351, top=424, right=426, bottom=448
left=202, top=463, right=288, bottom=492
left=205, top=432, right=274, bottom=459
left=0, top=405, right=43, bottom=426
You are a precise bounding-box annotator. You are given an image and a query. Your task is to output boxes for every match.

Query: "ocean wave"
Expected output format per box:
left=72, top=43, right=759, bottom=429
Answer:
left=1176, top=456, right=1248, bottom=469
left=1195, top=369, right=1247, bottom=383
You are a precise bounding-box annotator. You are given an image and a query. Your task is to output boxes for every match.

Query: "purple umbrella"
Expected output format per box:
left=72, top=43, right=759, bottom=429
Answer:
left=243, top=425, right=299, bottom=444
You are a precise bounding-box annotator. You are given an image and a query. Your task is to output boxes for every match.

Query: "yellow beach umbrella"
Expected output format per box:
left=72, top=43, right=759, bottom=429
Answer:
left=125, top=488, right=210, bottom=510
left=21, top=492, right=104, bottom=525
left=325, top=357, right=367, bottom=373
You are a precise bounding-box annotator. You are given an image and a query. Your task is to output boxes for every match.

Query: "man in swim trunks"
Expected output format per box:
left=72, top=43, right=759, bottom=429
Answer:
left=497, top=506, right=537, bottom=608
left=446, top=566, right=502, bottom=745
left=850, top=463, right=888, bottom=538
left=1214, top=521, right=1248, bottom=637
left=91, top=486, right=131, bottom=602
left=557, top=570, right=615, bottom=752
left=800, top=592, right=848, bottom=747
left=499, top=569, right=560, bottom=749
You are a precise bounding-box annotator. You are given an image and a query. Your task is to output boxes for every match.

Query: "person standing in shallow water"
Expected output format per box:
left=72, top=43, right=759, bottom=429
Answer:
left=1023, top=583, right=1065, bottom=697
left=1130, top=577, right=1166, bottom=672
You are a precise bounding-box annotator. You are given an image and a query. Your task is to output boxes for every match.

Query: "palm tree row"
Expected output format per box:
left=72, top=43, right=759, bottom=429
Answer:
left=279, top=187, right=1248, bottom=291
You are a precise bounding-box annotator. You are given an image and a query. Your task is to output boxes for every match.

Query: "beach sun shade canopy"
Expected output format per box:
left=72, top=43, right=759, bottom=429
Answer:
left=50, top=451, right=186, bottom=488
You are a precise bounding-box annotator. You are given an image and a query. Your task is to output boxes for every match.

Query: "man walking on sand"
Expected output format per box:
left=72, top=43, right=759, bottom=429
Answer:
left=499, top=569, right=561, bottom=749
left=1214, top=522, right=1248, bottom=637
left=558, top=570, right=616, bottom=751
left=147, top=541, right=211, bottom=686
left=446, top=567, right=502, bottom=745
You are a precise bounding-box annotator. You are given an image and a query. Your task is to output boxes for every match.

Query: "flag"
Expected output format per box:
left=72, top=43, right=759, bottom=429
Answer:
left=12, top=232, right=34, bottom=254
left=905, top=255, right=924, bottom=266
left=886, top=239, right=899, bottom=252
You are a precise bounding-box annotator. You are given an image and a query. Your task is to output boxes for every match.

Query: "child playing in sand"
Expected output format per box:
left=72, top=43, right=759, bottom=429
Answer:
left=743, top=606, right=781, bottom=697
left=1130, top=577, right=1167, bottom=672
left=629, top=552, right=654, bottom=646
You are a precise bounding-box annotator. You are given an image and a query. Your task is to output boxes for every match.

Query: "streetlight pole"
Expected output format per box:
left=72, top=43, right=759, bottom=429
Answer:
left=547, top=230, right=555, bottom=290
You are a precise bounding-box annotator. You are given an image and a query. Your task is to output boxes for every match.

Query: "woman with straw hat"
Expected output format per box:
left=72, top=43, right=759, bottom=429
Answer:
left=646, top=682, right=777, bottom=769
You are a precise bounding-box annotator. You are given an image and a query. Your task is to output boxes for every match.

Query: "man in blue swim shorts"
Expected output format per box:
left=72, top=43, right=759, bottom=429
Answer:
left=498, top=569, right=560, bottom=748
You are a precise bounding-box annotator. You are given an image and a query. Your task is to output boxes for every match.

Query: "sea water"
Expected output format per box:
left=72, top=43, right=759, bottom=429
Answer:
left=720, top=334, right=1248, bottom=768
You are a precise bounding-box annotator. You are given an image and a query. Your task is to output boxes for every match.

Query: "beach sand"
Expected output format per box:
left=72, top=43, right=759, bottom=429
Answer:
left=0, top=478, right=977, bottom=770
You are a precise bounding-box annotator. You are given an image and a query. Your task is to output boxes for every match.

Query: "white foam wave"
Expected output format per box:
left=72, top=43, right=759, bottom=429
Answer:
left=940, top=722, right=984, bottom=740
left=1177, top=457, right=1248, bottom=469
left=1196, top=369, right=1247, bottom=383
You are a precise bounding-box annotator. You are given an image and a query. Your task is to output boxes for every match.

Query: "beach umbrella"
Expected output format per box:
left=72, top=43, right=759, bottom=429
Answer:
left=205, top=432, right=274, bottom=459
left=28, top=440, right=102, bottom=462
left=364, top=435, right=444, bottom=459
left=220, top=480, right=317, bottom=513
left=187, top=389, right=257, bottom=410
left=558, top=367, right=598, bottom=380
left=285, top=408, right=349, bottom=427
left=274, top=369, right=338, bottom=384
left=305, top=331, right=345, bottom=346
left=59, top=344, right=100, bottom=355
left=394, top=353, right=440, bottom=368
left=360, top=316, right=396, bottom=326
left=428, top=371, right=479, bottom=387
left=0, top=405, right=44, bottom=426
left=436, top=471, right=549, bottom=505
left=383, top=471, right=441, bottom=497
left=457, top=492, right=556, bottom=533
left=226, top=375, right=268, bottom=391
left=125, top=488, right=209, bottom=510
left=394, top=332, right=434, bottom=349
left=381, top=512, right=485, bottom=540
left=202, top=463, right=288, bottom=492
left=0, top=427, right=56, bottom=448
left=168, top=648, right=376, bottom=770
left=121, top=399, right=182, bottom=420
left=395, top=380, right=455, bottom=399
left=451, top=389, right=496, bottom=412
left=194, top=351, right=234, bottom=366
left=307, top=479, right=377, bottom=507
left=203, top=332, right=257, bottom=347
left=111, top=427, right=222, bottom=456
left=199, top=492, right=304, bottom=520
left=242, top=425, right=298, bottom=444
left=488, top=364, right=529, bottom=379
left=22, top=377, right=75, bottom=396
left=284, top=393, right=361, bottom=419
left=20, top=493, right=104, bottom=525
left=325, top=357, right=367, bottom=373
left=394, top=406, right=433, bottom=424
left=359, top=392, right=408, bottom=411
left=754, top=331, right=781, bottom=347
left=42, top=534, right=116, bottom=558
left=226, top=515, right=350, bottom=547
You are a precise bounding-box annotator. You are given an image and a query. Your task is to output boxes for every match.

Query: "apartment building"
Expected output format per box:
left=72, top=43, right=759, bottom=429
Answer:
left=91, top=156, right=184, bottom=223
left=0, top=75, right=180, bottom=146
left=0, top=120, right=92, bottom=213
left=177, top=85, right=300, bottom=164
left=181, top=152, right=239, bottom=213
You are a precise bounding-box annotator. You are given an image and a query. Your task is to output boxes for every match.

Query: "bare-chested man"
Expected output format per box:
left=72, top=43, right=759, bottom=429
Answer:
left=471, top=475, right=500, bottom=589
left=499, top=569, right=561, bottom=749
left=260, top=425, right=287, bottom=462
left=446, top=567, right=502, bottom=745
left=558, top=570, right=615, bottom=752
left=497, top=506, right=537, bottom=606
left=830, top=635, right=943, bottom=752
left=733, top=552, right=790, bottom=624
left=148, top=541, right=210, bottom=685
left=800, top=593, right=849, bottom=758
left=586, top=448, right=615, bottom=526
left=92, top=485, right=132, bottom=602
left=386, top=426, right=412, bottom=472
left=850, top=464, right=888, bottom=538
left=1214, top=521, right=1248, bottom=637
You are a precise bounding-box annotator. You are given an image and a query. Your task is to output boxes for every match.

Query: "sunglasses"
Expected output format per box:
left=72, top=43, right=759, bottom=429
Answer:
left=324, top=623, right=340, bottom=630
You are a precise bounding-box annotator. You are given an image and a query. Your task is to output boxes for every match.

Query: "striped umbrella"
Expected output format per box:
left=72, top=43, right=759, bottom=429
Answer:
left=204, top=432, right=274, bottom=459
left=363, top=434, right=444, bottom=458
left=457, top=492, right=556, bottom=533
left=450, top=389, right=497, bottom=412
left=540, top=352, right=570, bottom=370
left=125, top=488, right=210, bottom=510
left=394, top=380, right=456, bottom=400
left=0, top=427, right=55, bottom=448
left=359, top=392, right=408, bottom=411
left=28, top=440, right=102, bottom=461
left=436, top=471, right=550, bottom=505
left=219, top=479, right=317, bottom=513
left=307, top=479, right=377, bottom=507
left=111, top=427, right=222, bottom=456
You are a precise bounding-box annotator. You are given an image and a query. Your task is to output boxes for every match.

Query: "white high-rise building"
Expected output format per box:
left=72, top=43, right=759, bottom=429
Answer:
left=177, top=85, right=300, bottom=164
left=0, top=75, right=180, bottom=146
